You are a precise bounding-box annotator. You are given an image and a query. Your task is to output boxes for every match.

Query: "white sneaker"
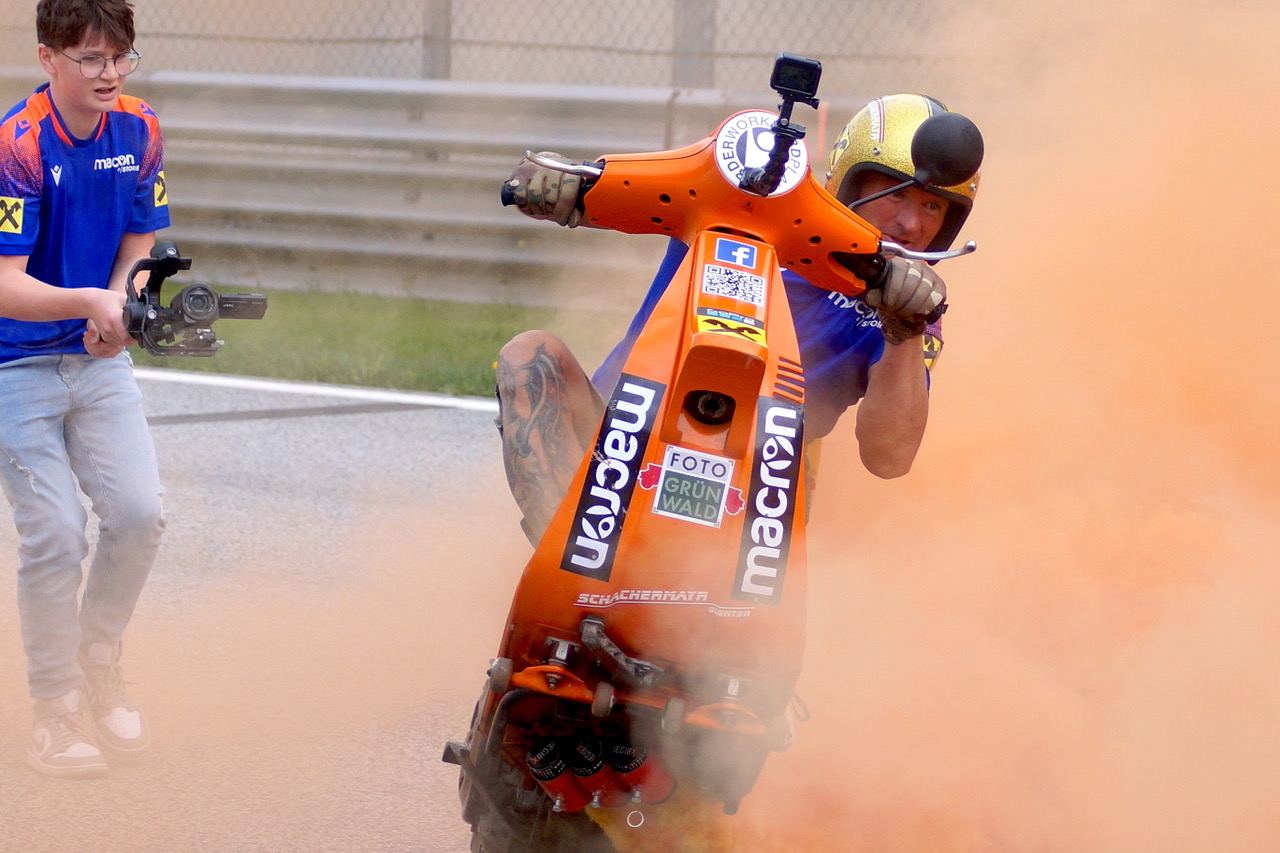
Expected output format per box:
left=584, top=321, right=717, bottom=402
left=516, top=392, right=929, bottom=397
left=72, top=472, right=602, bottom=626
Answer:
left=27, top=687, right=108, bottom=779
left=81, top=642, right=151, bottom=757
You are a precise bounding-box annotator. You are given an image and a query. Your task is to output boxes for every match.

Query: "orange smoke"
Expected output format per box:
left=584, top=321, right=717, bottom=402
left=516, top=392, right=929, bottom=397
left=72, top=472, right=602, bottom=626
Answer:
left=592, top=3, right=1280, bottom=852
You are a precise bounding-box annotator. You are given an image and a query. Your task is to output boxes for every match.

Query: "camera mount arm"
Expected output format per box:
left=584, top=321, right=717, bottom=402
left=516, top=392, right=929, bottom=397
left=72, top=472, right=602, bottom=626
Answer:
left=122, top=240, right=191, bottom=338
left=738, top=52, right=822, bottom=197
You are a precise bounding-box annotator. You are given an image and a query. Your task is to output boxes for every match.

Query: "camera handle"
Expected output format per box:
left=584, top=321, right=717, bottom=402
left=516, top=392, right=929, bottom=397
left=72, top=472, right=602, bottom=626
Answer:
left=127, top=240, right=192, bottom=296
left=123, top=241, right=192, bottom=332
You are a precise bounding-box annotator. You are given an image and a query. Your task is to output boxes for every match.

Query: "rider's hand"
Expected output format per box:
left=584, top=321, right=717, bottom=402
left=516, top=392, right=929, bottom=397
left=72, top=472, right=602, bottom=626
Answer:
left=507, top=152, right=584, bottom=228
left=863, top=258, right=947, bottom=345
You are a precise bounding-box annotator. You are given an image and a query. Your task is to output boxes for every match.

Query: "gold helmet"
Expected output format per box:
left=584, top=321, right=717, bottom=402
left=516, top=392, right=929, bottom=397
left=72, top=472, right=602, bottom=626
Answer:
left=826, top=94, right=981, bottom=252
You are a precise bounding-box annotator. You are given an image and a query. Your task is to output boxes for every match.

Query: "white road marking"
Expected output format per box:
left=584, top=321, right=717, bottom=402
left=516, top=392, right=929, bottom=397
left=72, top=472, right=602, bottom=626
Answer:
left=133, top=367, right=499, bottom=412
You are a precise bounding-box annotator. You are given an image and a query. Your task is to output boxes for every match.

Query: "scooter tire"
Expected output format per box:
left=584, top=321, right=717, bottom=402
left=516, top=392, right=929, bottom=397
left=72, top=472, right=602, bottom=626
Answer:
left=590, top=682, right=615, bottom=718
left=660, top=697, right=686, bottom=735
left=488, top=657, right=513, bottom=694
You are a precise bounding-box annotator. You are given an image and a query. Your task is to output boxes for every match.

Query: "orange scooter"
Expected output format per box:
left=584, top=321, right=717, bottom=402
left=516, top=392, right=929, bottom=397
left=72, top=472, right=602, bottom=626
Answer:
left=443, top=53, right=982, bottom=853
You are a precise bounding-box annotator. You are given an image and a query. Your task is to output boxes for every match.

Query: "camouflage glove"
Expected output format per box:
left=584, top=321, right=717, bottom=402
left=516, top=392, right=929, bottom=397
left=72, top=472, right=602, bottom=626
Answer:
left=506, top=152, right=584, bottom=228
left=863, top=258, right=947, bottom=345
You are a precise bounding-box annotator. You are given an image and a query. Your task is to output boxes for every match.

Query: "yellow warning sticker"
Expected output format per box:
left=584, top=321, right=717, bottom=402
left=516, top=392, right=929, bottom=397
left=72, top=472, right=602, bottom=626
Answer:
left=696, top=307, right=765, bottom=344
left=0, top=197, right=23, bottom=233
left=923, top=332, right=943, bottom=372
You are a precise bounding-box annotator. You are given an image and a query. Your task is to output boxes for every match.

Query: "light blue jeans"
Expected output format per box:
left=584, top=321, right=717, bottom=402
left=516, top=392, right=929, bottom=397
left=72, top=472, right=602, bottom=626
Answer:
left=0, top=353, right=165, bottom=700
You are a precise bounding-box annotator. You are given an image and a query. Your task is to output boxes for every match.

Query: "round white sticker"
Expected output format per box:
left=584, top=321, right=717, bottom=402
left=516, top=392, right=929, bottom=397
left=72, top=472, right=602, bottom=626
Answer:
left=713, top=110, right=810, bottom=195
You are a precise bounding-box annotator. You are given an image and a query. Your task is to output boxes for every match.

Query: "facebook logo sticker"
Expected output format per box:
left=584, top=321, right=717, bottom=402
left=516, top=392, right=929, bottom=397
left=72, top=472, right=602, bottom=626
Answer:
left=714, top=238, right=757, bottom=270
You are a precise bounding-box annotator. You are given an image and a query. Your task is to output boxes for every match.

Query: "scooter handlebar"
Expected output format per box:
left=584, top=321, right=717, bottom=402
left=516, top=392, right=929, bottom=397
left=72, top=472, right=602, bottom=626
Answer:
left=500, top=135, right=974, bottom=309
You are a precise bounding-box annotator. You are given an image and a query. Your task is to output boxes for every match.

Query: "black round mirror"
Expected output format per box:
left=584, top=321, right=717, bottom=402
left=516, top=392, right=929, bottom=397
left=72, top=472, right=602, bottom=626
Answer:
left=910, top=112, right=984, bottom=189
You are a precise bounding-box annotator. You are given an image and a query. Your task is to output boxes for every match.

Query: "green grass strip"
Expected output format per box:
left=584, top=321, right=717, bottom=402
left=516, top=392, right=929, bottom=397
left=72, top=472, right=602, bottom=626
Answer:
left=132, top=288, right=628, bottom=398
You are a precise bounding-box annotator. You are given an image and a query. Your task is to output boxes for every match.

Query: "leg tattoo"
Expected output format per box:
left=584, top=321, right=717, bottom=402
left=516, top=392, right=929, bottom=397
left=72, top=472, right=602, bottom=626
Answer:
left=497, top=341, right=601, bottom=542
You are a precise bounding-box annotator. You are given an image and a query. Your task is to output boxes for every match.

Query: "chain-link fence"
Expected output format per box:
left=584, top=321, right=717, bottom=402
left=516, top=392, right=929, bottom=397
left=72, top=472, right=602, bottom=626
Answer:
left=0, top=0, right=1030, bottom=103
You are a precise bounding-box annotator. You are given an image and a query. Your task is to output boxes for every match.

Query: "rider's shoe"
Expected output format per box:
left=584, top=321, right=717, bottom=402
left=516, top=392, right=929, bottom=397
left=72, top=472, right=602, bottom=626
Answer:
left=81, top=642, right=151, bottom=757
left=27, top=687, right=109, bottom=779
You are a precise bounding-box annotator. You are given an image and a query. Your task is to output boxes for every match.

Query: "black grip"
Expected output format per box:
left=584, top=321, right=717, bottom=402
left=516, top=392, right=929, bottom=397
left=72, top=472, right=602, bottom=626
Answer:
left=832, top=252, right=888, bottom=290
left=500, top=180, right=518, bottom=207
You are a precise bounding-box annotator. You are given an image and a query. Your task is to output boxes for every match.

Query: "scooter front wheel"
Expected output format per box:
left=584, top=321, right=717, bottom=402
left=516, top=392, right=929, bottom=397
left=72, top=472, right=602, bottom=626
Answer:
left=660, top=697, right=686, bottom=735
left=591, top=682, right=615, bottom=718
left=488, top=657, right=513, bottom=694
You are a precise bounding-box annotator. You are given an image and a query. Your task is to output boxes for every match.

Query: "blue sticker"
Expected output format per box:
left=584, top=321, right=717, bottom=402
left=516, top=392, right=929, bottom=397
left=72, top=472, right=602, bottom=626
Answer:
left=714, top=238, right=757, bottom=270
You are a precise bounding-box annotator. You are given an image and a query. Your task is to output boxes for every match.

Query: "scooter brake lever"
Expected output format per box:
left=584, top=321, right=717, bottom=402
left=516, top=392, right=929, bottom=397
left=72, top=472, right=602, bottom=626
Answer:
left=879, top=239, right=977, bottom=263
left=526, top=151, right=604, bottom=179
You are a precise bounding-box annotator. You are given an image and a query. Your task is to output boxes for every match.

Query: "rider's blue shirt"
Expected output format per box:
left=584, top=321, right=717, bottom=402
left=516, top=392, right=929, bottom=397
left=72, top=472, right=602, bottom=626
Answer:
left=0, top=83, right=169, bottom=362
left=593, top=238, right=942, bottom=440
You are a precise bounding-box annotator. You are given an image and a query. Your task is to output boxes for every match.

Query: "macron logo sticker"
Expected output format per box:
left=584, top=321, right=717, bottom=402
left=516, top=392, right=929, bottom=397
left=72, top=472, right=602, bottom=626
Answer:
left=714, top=238, right=757, bottom=270
left=51, top=166, right=62, bottom=186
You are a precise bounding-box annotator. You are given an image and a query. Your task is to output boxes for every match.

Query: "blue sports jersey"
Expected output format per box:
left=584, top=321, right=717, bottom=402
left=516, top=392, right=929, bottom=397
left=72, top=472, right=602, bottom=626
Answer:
left=0, top=83, right=169, bottom=362
left=593, top=238, right=943, bottom=440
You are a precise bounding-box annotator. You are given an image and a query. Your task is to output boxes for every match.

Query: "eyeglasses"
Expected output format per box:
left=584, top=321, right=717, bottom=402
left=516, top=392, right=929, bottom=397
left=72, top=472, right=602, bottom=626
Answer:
left=59, top=50, right=141, bottom=79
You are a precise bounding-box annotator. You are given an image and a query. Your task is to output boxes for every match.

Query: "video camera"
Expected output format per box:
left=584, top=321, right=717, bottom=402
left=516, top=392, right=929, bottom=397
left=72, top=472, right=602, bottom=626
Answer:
left=122, top=241, right=267, bottom=357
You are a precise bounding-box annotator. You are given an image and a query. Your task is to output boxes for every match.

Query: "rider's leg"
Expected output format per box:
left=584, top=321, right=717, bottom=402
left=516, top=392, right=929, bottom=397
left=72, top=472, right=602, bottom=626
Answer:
left=495, top=331, right=605, bottom=544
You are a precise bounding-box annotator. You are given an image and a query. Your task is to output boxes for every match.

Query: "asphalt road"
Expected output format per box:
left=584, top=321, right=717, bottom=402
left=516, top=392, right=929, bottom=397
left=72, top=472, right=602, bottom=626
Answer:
left=0, top=367, right=528, bottom=852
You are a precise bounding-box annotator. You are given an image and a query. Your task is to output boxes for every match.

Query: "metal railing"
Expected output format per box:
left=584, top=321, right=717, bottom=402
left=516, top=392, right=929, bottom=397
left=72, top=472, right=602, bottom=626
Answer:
left=0, top=67, right=831, bottom=306
left=0, top=0, right=1017, bottom=304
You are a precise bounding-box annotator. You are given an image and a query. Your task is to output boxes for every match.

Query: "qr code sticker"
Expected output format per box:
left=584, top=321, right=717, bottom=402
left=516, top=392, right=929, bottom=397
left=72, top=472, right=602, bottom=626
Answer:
left=702, top=264, right=766, bottom=306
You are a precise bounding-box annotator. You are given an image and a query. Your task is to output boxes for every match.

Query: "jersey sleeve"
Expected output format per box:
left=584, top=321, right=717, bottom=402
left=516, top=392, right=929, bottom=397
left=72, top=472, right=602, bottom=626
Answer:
left=127, top=98, right=170, bottom=233
left=0, top=112, right=44, bottom=256
left=922, top=320, right=944, bottom=376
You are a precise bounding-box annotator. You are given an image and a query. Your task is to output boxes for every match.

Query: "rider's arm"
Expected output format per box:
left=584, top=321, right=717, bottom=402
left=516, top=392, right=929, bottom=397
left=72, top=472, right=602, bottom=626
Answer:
left=854, top=339, right=929, bottom=478
left=854, top=258, right=946, bottom=478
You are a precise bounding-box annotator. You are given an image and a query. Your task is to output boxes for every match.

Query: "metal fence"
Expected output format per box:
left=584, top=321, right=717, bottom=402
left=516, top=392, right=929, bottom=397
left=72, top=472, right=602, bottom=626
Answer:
left=0, top=0, right=1028, bottom=103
